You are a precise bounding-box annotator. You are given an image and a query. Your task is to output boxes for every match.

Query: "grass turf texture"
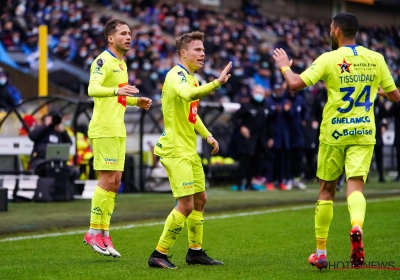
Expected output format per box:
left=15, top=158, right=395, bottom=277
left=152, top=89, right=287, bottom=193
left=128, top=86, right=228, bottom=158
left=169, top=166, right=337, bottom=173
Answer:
left=0, top=179, right=399, bottom=236
left=1, top=178, right=400, bottom=279
left=1, top=197, right=400, bottom=279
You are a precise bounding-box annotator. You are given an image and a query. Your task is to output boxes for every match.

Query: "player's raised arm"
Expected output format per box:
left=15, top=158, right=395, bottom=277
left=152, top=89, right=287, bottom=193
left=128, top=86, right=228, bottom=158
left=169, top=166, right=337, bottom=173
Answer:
left=177, top=62, right=232, bottom=101
left=273, top=48, right=307, bottom=91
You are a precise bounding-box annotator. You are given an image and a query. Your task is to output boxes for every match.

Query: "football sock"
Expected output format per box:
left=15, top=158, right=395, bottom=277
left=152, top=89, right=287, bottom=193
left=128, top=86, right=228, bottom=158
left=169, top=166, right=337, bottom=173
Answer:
left=89, top=186, right=108, bottom=230
left=315, top=200, right=333, bottom=253
left=88, top=229, right=101, bottom=235
left=186, top=210, right=204, bottom=249
left=102, top=230, right=109, bottom=237
left=316, top=249, right=327, bottom=258
left=347, top=191, right=365, bottom=229
left=101, top=190, right=116, bottom=231
left=156, top=209, right=186, bottom=254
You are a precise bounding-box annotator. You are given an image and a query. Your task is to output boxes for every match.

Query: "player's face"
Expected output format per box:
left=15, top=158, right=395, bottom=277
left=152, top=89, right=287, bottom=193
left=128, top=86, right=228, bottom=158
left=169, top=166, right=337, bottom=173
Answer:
left=330, top=21, right=339, bottom=50
left=109, top=24, right=131, bottom=53
left=183, top=40, right=205, bottom=71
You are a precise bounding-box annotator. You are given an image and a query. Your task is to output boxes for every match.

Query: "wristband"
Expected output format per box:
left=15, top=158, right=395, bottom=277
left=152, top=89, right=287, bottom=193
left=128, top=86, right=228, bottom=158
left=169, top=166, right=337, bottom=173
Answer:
left=281, top=66, right=291, bottom=74
left=114, top=88, right=118, bottom=96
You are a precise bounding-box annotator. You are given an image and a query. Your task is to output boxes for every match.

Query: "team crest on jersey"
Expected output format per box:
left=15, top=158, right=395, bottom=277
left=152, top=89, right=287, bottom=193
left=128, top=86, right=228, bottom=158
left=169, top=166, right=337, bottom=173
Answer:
left=119, top=64, right=124, bottom=70
left=338, top=59, right=352, bottom=74
left=97, top=58, right=105, bottom=68
left=177, top=71, right=187, bottom=83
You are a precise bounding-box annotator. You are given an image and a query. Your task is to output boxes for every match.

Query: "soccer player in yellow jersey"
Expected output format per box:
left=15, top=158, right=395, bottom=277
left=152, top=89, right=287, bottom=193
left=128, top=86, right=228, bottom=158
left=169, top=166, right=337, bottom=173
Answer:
left=83, top=19, right=152, bottom=257
left=273, top=13, right=400, bottom=269
left=147, top=31, right=232, bottom=269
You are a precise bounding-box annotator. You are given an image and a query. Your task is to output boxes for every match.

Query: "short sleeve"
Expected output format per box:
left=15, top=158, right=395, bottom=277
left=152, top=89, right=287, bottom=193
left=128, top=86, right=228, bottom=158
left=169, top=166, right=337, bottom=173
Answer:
left=300, top=53, right=329, bottom=86
left=378, top=54, right=397, bottom=92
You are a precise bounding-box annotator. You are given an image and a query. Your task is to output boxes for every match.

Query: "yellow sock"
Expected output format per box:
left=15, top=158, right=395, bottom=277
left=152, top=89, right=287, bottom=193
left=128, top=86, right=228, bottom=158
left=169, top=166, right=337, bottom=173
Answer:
left=90, top=186, right=108, bottom=230
left=315, top=200, right=333, bottom=250
left=100, top=191, right=117, bottom=231
left=347, top=191, right=366, bottom=229
left=186, top=210, right=204, bottom=249
left=156, top=209, right=186, bottom=254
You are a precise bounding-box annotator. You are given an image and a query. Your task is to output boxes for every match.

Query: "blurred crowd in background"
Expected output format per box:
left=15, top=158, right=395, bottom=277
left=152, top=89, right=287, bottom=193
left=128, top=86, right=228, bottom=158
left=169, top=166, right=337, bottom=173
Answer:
left=0, top=0, right=399, bottom=187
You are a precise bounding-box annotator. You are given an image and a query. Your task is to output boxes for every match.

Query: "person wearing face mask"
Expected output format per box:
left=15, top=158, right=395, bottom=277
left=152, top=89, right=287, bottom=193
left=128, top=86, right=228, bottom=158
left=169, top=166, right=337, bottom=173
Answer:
left=286, top=85, right=308, bottom=190
left=232, top=85, right=273, bottom=191
left=0, top=71, right=16, bottom=111
left=265, top=83, right=292, bottom=191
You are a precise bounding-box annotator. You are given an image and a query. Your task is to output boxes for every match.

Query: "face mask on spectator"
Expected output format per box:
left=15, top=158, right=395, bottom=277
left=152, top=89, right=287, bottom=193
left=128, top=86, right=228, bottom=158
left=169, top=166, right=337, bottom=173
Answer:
left=220, top=51, right=227, bottom=58
left=76, top=1, right=83, bottom=8
left=253, top=94, right=264, bottom=103
left=76, top=14, right=82, bottom=21
left=64, top=119, right=72, bottom=127
left=62, top=5, right=68, bottom=12
left=150, top=72, right=158, bottom=81
left=143, top=63, right=151, bottom=71
left=232, top=32, right=239, bottom=39
left=80, top=51, right=87, bottom=57
left=131, top=62, right=139, bottom=70
left=60, top=42, right=69, bottom=49
left=234, top=69, right=244, bottom=76
left=82, top=24, right=89, bottom=30
left=128, top=54, right=135, bottom=60
left=0, top=77, right=7, bottom=85
left=12, top=36, right=20, bottom=43
left=74, top=33, right=81, bottom=39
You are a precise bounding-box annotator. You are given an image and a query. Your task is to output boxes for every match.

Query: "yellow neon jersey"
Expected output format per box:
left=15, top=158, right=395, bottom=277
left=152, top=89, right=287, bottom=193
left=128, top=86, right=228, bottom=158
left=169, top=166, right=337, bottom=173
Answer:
left=154, top=64, right=220, bottom=157
left=300, top=45, right=396, bottom=145
left=87, top=49, right=138, bottom=138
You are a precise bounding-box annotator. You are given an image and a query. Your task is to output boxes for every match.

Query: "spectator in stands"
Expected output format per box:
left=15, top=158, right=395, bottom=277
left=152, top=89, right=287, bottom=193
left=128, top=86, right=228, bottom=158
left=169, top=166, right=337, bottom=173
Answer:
left=265, top=83, right=291, bottom=190
left=232, top=85, right=273, bottom=191
left=373, top=95, right=388, bottom=182
left=3, top=71, right=22, bottom=105
left=0, top=70, right=15, bottom=111
left=387, top=96, right=400, bottom=182
left=286, top=86, right=308, bottom=189
left=28, top=110, right=79, bottom=182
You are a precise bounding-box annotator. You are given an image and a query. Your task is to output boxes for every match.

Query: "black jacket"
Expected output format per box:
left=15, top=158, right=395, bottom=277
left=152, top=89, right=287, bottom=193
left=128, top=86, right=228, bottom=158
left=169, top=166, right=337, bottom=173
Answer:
left=387, top=101, right=400, bottom=146
left=374, top=96, right=387, bottom=146
left=28, top=125, right=72, bottom=163
left=0, top=85, right=15, bottom=110
left=232, top=97, right=272, bottom=156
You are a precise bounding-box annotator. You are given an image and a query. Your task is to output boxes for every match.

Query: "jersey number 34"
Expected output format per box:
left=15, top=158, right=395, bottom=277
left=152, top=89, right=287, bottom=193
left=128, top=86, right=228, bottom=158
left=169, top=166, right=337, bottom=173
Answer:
left=337, top=85, right=373, bottom=113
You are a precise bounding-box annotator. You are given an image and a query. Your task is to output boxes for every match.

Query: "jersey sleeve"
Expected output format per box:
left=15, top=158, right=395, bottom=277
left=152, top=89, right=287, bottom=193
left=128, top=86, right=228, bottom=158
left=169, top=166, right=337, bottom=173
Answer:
left=127, top=96, right=138, bottom=106
left=299, top=53, right=329, bottom=86
left=194, top=115, right=212, bottom=139
left=378, top=54, right=397, bottom=92
left=169, top=70, right=220, bottom=101
left=88, top=57, right=118, bottom=97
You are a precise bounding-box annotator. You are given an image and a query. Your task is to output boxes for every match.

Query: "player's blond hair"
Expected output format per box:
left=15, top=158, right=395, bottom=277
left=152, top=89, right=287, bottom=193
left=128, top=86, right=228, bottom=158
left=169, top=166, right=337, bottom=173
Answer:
left=175, top=31, right=205, bottom=56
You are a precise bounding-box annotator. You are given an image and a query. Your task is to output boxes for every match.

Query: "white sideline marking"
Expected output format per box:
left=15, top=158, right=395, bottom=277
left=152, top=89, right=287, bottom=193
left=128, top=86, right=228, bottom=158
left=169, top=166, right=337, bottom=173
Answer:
left=1, top=196, right=399, bottom=242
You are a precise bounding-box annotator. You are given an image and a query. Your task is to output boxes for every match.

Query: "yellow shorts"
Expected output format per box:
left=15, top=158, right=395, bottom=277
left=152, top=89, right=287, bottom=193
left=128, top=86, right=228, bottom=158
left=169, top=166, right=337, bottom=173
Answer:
left=90, top=137, right=126, bottom=171
left=160, top=154, right=205, bottom=199
left=317, top=143, right=374, bottom=183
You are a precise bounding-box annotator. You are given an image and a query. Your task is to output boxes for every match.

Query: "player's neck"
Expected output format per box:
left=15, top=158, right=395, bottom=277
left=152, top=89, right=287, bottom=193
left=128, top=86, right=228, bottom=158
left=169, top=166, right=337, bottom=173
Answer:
left=339, top=38, right=356, bottom=48
left=107, top=46, right=124, bottom=60
left=178, top=61, right=195, bottom=75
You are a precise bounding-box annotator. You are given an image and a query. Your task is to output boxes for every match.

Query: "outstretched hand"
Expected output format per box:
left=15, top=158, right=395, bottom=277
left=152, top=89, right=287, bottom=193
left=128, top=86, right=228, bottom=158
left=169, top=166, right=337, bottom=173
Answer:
left=272, top=48, right=293, bottom=70
left=118, top=85, right=140, bottom=96
left=217, top=61, right=232, bottom=85
left=207, top=136, right=219, bottom=155
left=138, top=97, right=152, bottom=110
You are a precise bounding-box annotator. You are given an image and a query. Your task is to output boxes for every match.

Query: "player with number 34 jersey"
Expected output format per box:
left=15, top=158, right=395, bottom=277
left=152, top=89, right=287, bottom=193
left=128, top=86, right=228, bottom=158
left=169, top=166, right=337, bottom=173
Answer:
left=300, top=45, right=396, bottom=145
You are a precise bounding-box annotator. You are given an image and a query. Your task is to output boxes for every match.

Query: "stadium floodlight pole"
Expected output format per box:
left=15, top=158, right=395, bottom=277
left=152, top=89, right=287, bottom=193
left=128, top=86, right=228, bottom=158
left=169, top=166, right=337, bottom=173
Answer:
left=38, top=25, right=48, bottom=97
